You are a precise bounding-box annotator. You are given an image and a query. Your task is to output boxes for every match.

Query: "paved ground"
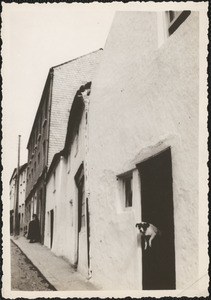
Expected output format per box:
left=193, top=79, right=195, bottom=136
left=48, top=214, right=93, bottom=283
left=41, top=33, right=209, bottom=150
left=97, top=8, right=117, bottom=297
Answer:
left=11, top=240, right=56, bottom=291
left=11, top=236, right=98, bottom=291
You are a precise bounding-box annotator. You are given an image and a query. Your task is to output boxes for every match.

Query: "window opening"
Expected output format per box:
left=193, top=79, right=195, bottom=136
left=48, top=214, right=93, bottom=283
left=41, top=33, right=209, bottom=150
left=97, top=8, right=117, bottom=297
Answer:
left=136, top=148, right=175, bottom=290
left=117, top=171, right=133, bottom=208
left=125, top=175, right=133, bottom=207
left=53, top=171, right=56, bottom=193
left=166, top=10, right=191, bottom=35
left=75, top=164, right=85, bottom=232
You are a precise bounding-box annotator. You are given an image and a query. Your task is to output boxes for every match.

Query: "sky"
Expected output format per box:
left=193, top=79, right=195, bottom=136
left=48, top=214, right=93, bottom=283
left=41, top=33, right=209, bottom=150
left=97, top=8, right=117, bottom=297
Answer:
left=2, top=3, right=118, bottom=199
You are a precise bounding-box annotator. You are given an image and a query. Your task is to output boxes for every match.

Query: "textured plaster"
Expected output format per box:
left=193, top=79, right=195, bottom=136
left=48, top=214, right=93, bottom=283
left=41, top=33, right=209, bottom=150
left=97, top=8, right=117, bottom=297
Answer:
left=45, top=110, right=88, bottom=277
left=87, top=11, right=199, bottom=290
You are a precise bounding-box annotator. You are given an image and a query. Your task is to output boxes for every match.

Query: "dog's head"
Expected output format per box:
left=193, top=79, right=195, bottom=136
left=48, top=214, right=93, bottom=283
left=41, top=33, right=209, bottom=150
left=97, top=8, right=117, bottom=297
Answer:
left=135, top=222, right=149, bottom=234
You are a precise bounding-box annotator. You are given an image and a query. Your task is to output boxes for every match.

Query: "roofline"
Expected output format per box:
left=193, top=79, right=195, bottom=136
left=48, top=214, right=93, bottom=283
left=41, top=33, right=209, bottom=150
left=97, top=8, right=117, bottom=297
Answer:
left=9, top=163, right=28, bottom=184
left=46, top=150, right=65, bottom=183
left=51, top=48, right=103, bottom=69
left=9, top=168, right=17, bottom=184
left=27, top=49, right=103, bottom=149
left=27, top=70, right=53, bottom=149
left=46, top=149, right=65, bottom=182
left=20, top=163, right=28, bottom=173
left=46, top=82, right=91, bottom=182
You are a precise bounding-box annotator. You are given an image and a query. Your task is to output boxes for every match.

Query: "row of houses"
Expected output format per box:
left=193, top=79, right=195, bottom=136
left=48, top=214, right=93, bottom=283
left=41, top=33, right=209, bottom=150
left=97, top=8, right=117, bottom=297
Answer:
left=10, top=11, right=200, bottom=290
left=10, top=163, right=27, bottom=235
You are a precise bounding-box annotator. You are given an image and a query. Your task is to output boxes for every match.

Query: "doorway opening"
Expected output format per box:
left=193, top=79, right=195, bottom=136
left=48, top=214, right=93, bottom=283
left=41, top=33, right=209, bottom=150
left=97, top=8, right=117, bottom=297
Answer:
left=50, top=209, right=54, bottom=249
left=137, top=147, right=176, bottom=290
left=74, top=163, right=85, bottom=268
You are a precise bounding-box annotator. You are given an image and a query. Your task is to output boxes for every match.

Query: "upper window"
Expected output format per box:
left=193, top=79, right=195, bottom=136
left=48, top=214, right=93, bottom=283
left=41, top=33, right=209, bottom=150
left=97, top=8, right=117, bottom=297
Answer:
left=118, top=171, right=133, bottom=208
left=53, top=171, right=56, bottom=193
left=45, top=99, right=48, bottom=118
left=67, top=152, right=71, bottom=174
left=166, top=11, right=191, bottom=36
left=74, top=164, right=85, bottom=231
left=74, top=129, right=79, bottom=158
left=39, top=117, right=42, bottom=134
left=124, top=174, right=133, bottom=207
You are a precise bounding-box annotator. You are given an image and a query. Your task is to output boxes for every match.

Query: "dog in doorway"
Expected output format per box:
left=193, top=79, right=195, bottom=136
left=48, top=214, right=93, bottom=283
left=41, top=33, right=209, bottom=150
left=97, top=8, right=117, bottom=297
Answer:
left=136, top=222, right=161, bottom=250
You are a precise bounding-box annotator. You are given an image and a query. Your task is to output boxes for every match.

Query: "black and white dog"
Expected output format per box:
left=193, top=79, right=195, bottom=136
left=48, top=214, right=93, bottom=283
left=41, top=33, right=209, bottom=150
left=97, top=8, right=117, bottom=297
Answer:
left=136, top=222, right=161, bottom=250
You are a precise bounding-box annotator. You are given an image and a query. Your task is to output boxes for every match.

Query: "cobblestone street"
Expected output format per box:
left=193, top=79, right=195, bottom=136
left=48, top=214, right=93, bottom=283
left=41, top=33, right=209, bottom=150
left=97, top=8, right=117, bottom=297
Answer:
left=11, top=240, right=56, bottom=291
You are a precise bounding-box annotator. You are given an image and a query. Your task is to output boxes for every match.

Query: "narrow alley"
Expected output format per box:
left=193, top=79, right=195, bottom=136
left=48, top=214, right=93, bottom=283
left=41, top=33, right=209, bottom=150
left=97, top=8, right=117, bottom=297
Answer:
left=11, top=240, right=56, bottom=291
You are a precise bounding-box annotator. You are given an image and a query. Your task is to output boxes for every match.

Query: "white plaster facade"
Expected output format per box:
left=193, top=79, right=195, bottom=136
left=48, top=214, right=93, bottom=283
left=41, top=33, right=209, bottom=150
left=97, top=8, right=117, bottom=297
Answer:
left=9, top=164, right=27, bottom=235
left=44, top=10, right=204, bottom=292
left=86, top=11, right=199, bottom=290
left=44, top=86, right=90, bottom=278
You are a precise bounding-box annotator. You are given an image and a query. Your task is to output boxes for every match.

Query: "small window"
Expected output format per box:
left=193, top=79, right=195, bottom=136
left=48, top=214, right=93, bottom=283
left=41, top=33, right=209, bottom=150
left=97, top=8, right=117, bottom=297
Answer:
left=75, top=164, right=85, bottom=232
left=124, top=174, right=133, bottom=207
left=53, top=171, right=56, bottom=193
left=118, top=171, right=133, bottom=208
left=43, top=141, right=46, bottom=165
left=45, top=99, right=48, bottom=118
left=67, top=154, right=71, bottom=174
left=39, top=117, right=42, bottom=134
left=166, top=11, right=191, bottom=35
left=34, top=129, right=37, bottom=146
left=74, top=130, right=79, bottom=157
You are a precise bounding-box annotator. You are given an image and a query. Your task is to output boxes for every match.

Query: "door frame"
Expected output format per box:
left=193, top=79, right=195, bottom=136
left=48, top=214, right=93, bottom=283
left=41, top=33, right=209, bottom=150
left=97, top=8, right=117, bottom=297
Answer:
left=74, top=163, right=85, bottom=268
left=136, top=147, right=176, bottom=290
left=50, top=209, right=54, bottom=249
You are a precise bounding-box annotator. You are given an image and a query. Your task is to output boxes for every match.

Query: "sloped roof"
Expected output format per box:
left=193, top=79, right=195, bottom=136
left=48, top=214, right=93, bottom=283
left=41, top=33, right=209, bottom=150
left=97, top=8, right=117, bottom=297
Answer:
left=52, top=48, right=103, bottom=69
left=46, top=82, right=90, bottom=182
left=27, top=49, right=103, bottom=149
left=9, top=163, right=27, bottom=184
left=47, top=49, right=102, bottom=168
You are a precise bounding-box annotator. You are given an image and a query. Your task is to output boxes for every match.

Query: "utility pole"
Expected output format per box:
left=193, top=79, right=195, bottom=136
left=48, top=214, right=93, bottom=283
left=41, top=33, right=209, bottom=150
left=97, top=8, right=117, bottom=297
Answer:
left=14, top=135, right=21, bottom=238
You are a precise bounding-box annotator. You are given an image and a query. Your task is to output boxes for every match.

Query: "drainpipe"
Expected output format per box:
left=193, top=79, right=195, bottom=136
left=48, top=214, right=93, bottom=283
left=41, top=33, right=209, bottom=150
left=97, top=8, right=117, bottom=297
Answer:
left=42, top=69, right=54, bottom=244
left=82, top=89, right=92, bottom=279
left=14, top=135, right=21, bottom=238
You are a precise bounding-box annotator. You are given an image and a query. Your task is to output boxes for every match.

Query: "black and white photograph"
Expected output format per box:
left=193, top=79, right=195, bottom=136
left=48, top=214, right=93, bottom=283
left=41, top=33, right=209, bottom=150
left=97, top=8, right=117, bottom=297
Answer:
left=2, top=2, right=209, bottom=298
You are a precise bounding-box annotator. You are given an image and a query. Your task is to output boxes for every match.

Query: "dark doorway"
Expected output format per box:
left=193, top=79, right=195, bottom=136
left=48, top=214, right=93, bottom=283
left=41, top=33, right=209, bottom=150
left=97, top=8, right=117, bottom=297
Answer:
left=18, top=213, right=21, bottom=235
left=50, top=209, right=54, bottom=249
left=86, top=198, right=90, bottom=271
left=39, top=188, right=44, bottom=244
left=77, top=180, right=85, bottom=234
left=10, top=212, right=14, bottom=235
left=74, top=163, right=85, bottom=267
left=137, top=148, right=175, bottom=290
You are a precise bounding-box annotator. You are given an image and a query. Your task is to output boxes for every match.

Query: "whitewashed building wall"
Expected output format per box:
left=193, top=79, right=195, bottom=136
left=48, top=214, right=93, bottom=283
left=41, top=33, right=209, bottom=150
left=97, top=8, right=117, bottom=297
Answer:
left=87, top=11, right=199, bottom=290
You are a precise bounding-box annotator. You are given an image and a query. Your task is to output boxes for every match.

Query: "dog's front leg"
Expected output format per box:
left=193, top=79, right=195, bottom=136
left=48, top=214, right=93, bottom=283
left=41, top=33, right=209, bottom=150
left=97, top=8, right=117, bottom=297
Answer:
left=148, top=232, right=156, bottom=247
left=144, top=238, right=148, bottom=250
